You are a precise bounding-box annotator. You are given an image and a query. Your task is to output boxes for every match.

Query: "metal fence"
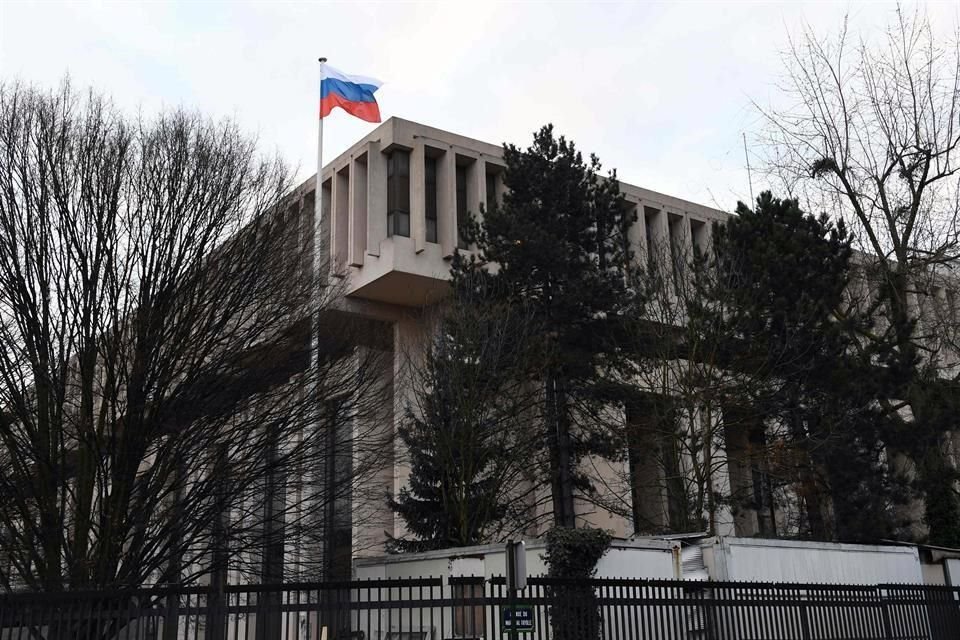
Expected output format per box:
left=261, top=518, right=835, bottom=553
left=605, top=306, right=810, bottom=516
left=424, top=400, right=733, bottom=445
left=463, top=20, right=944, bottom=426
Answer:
left=1, top=576, right=959, bottom=640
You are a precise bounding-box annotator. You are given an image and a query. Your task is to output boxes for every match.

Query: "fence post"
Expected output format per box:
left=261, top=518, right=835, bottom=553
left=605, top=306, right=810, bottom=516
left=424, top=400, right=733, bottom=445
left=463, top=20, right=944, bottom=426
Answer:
left=208, top=582, right=227, bottom=640
left=163, top=589, right=179, bottom=640
left=799, top=601, right=811, bottom=640
left=878, top=588, right=895, bottom=640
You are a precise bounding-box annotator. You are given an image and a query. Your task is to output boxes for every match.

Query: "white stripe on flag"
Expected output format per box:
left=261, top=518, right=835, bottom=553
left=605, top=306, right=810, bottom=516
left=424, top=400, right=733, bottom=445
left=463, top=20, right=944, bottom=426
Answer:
left=320, top=64, right=383, bottom=89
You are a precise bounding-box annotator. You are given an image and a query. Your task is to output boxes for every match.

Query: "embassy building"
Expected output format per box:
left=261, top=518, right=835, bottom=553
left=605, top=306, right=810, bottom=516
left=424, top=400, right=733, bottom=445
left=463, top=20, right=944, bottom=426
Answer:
left=255, top=111, right=960, bottom=592
left=290, top=116, right=879, bottom=573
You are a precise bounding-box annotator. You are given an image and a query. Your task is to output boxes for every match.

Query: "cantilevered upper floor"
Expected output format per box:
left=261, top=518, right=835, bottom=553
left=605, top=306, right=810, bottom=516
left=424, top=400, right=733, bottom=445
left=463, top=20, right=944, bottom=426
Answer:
left=314, top=117, right=729, bottom=307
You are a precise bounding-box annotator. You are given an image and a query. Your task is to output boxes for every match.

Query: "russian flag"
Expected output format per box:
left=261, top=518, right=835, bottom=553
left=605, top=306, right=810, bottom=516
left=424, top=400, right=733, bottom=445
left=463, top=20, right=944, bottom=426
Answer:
left=320, top=65, right=382, bottom=123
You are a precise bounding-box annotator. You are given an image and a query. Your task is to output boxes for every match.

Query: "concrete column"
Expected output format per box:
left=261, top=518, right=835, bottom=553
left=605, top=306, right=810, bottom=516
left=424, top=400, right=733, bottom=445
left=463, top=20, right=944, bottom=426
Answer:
left=437, top=149, right=457, bottom=258
left=722, top=416, right=759, bottom=537
left=700, top=404, right=736, bottom=537
left=326, top=174, right=340, bottom=268
left=332, top=165, right=350, bottom=270
left=471, top=157, right=487, bottom=229
left=625, top=202, right=642, bottom=266
left=410, top=141, right=426, bottom=254
left=392, top=314, right=432, bottom=540
left=348, top=155, right=368, bottom=267
left=366, top=141, right=387, bottom=258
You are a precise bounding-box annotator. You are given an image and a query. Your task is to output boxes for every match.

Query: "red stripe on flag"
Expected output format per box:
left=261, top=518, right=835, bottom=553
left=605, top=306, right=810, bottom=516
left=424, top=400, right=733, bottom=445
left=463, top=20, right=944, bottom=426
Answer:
left=319, top=94, right=381, bottom=123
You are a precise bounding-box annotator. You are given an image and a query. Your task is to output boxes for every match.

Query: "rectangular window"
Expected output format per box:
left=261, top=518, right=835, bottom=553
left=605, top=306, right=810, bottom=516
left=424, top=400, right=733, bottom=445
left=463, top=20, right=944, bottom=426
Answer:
left=669, top=214, right=685, bottom=290
left=748, top=426, right=777, bottom=537
left=425, top=156, right=438, bottom=243
left=387, top=150, right=410, bottom=238
left=485, top=171, right=497, bottom=210
left=644, top=207, right=658, bottom=271
left=690, top=219, right=707, bottom=256
left=456, top=165, right=468, bottom=249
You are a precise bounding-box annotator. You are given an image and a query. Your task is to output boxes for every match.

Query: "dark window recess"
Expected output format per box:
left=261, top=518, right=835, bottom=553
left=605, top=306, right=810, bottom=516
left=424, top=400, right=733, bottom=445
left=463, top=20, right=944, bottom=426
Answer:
left=485, top=171, right=497, bottom=209
left=425, top=157, right=438, bottom=243
left=387, top=150, right=410, bottom=238
left=456, top=165, right=468, bottom=249
left=749, top=426, right=777, bottom=537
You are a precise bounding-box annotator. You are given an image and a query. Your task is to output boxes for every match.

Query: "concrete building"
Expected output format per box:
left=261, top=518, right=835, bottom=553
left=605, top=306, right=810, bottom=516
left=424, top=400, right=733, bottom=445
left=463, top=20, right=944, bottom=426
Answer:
left=271, top=117, right=960, bottom=578
left=283, top=116, right=798, bottom=567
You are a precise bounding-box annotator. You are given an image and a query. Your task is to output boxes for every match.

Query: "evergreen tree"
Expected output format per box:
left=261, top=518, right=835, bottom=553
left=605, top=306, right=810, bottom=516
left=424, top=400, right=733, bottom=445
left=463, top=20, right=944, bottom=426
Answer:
left=388, top=277, right=540, bottom=551
left=698, top=192, right=905, bottom=541
left=453, top=125, right=636, bottom=528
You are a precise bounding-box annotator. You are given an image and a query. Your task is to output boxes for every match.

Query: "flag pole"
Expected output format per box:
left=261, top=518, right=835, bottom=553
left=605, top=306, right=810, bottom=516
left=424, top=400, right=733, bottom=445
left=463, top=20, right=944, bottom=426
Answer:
left=316, top=57, right=326, bottom=230
left=313, top=55, right=328, bottom=579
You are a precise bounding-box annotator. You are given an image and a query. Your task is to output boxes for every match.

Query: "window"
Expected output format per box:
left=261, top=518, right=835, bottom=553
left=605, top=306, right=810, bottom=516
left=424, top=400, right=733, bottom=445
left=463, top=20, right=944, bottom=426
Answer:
left=387, top=150, right=410, bottom=238
left=690, top=219, right=707, bottom=256
left=748, top=425, right=777, bottom=537
left=669, top=214, right=685, bottom=290
left=425, top=156, right=438, bottom=243
left=644, top=207, right=658, bottom=271
left=485, top=171, right=497, bottom=210
left=456, top=165, right=468, bottom=249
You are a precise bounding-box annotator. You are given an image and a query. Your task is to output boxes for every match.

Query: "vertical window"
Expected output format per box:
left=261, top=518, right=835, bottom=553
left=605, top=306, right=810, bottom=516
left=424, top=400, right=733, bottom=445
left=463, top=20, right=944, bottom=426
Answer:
left=456, top=165, right=468, bottom=249
left=485, top=171, right=497, bottom=210
left=669, top=214, right=685, bottom=291
left=425, top=156, right=438, bottom=243
left=387, top=150, right=410, bottom=238
left=644, top=207, right=658, bottom=271
left=748, top=426, right=777, bottom=537
left=690, top=219, right=707, bottom=256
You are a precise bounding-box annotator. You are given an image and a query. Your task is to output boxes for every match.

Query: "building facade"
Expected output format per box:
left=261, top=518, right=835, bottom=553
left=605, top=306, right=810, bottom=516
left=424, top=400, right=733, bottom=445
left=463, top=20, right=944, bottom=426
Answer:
left=271, top=117, right=960, bottom=577
left=286, top=117, right=777, bottom=565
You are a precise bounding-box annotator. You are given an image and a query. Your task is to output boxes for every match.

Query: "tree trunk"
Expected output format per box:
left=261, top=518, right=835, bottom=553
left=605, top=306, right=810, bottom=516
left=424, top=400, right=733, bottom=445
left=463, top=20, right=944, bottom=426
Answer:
left=547, top=374, right=576, bottom=528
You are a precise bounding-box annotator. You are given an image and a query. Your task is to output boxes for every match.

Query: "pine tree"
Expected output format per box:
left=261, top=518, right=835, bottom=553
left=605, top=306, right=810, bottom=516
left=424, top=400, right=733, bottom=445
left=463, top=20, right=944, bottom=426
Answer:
left=388, top=277, right=540, bottom=551
left=453, top=125, right=636, bottom=528
left=698, top=192, right=905, bottom=541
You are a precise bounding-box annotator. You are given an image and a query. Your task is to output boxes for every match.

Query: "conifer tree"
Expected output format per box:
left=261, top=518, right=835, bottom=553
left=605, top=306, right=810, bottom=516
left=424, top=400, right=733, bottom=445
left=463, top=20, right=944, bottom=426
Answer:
left=453, top=125, right=636, bottom=528
left=698, top=192, right=905, bottom=541
left=388, top=277, right=540, bottom=551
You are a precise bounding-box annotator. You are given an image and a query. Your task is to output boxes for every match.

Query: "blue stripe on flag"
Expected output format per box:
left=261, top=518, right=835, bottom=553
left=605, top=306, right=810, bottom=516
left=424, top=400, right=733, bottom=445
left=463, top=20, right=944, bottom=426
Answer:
left=321, top=78, right=379, bottom=103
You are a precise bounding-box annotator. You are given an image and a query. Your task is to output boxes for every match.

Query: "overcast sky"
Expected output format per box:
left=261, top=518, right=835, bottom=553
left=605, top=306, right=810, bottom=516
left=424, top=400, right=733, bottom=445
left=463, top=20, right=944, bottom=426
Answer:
left=1, top=1, right=957, bottom=212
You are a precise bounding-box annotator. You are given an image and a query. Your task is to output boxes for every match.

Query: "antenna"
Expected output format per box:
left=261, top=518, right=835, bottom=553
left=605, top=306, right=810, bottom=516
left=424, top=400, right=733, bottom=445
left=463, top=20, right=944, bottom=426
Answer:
left=743, top=132, right=755, bottom=204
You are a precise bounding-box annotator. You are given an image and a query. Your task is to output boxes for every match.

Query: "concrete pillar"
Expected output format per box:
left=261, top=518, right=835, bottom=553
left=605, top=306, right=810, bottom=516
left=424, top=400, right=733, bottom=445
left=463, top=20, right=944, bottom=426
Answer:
left=722, top=416, right=759, bottom=537
left=332, top=165, right=349, bottom=270
left=391, top=313, right=432, bottom=540
left=470, top=157, right=486, bottom=229
left=627, top=402, right=670, bottom=533
left=351, top=338, right=396, bottom=559
left=625, top=201, right=643, bottom=266
left=700, top=404, right=736, bottom=537
left=410, top=141, right=426, bottom=254
left=437, top=149, right=457, bottom=258
left=366, top=141, right=387, bottom=258
left=348, top=155, right=368, bottom=267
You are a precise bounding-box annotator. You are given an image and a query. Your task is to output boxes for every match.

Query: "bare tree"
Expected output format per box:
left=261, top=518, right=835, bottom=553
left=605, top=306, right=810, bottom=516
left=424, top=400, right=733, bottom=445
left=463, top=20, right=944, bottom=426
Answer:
left=0, top=80, right=391, bottom=591
left=605, top=240, right=778, bottom=537
left=757, top=8, right=960, bottom=544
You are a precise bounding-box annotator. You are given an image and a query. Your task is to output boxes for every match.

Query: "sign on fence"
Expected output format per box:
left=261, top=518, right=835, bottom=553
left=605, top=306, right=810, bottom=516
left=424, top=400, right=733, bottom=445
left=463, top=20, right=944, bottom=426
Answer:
left=501, top=604, right=535, bottom=633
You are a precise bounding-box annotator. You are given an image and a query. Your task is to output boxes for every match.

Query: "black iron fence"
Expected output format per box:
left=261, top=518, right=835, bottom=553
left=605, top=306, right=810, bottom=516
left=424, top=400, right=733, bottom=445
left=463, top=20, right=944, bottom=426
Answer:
left=1, top=576, right=959, bottom=640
